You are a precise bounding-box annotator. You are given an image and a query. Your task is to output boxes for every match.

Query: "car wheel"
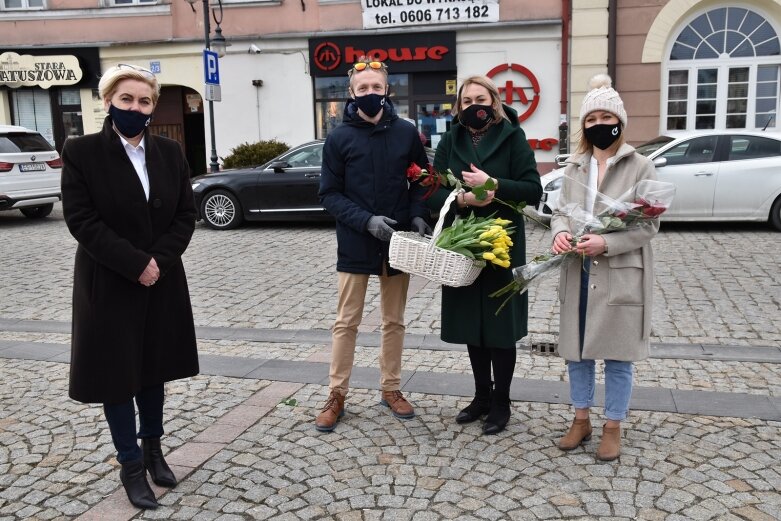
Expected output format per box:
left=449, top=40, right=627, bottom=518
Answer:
left=770, top=196, right=781, bottom=231
left=201, top=189, right=243, bottom=230
left=20, top=204, right=54, bottom=219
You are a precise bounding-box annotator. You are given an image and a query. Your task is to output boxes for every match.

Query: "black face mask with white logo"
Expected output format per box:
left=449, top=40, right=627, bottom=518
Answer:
left=354, top=93, right=386, bottom=118
left=584, top=123, right=621, bottom=150
left=109, top=104, right=152, bottom=138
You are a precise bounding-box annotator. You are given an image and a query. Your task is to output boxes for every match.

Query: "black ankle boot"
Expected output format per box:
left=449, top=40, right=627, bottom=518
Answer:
left=482, top=390, right=511, bottom=435
left=119, top=458, right=158, bottom=509
left=456, top=385, right=492, bottom=424
left=142, top=438, right=177, bottom=488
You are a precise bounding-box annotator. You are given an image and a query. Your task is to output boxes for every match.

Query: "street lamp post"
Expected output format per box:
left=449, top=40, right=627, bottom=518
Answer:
left=185, top=0, right=227, bottom=173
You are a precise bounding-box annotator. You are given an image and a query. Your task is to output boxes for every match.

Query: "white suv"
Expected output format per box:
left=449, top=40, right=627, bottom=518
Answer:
left=0, top=124, right=62, bottom=219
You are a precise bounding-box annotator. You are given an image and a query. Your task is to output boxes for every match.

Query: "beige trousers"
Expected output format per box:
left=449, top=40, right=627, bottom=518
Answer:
left=329, top=269, right=410, bottom=396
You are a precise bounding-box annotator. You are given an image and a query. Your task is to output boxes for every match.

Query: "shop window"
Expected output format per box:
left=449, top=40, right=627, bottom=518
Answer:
left=313, top=73, right=411, bottom=139
left=10, top=88, right=54, bottom=146
left=1, top=0, right=44, bottom=9
left=664, top=7, right=781, bottom=131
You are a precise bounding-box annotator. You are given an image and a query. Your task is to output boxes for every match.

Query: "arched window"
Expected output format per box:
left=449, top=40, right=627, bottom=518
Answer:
left=664, top=6, right=780, bottom=131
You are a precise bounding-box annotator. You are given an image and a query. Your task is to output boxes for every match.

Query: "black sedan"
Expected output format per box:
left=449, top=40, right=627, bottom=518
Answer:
left=192, top=139, right=435, bottom=230
left=192, top=140, right=330, bottom=229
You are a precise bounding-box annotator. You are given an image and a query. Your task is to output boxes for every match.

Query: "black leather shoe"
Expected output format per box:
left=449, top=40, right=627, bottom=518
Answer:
left=455, top=397, right=491, bottom=424
left=482, top=391, right=511, bottom=435
left=119, top=458, right=158, bottom=509
left=142, top=438, right=177, bottom=488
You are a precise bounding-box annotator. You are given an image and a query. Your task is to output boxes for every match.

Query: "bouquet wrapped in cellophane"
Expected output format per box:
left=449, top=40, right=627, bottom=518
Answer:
left=489, top=179, right=676, bottom=314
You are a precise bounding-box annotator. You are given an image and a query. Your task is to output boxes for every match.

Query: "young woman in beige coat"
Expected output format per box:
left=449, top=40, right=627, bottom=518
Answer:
left=550, top=75, right=659, bottom=461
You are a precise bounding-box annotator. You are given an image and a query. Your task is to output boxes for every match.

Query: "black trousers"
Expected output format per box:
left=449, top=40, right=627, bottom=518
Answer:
left=467, top=345, right=517, bottom=394
left=103, top=383, right=165, bottom=464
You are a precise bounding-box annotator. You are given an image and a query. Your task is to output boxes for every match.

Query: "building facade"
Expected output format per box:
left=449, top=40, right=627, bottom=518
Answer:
left=5, top=1, right=777, bottom=175
left=574, top=0, right=781, bottom=146
left=0, top=0, right=568, bottom=175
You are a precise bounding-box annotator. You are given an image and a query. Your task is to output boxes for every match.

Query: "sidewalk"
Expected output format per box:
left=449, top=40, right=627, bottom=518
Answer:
left=1, top=323, right=780, bottom=520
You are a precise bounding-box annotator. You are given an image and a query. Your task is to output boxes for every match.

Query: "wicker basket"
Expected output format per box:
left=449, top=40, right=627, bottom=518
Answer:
left=389, top=189, right=483, bottom=287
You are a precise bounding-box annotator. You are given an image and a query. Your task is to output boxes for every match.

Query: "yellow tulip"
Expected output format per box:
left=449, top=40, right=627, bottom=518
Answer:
left=483, top=252, right=496, bottom=260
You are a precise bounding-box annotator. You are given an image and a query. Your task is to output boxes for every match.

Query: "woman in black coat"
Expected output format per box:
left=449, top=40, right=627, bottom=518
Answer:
left=61, top=64, right=198, bottom=510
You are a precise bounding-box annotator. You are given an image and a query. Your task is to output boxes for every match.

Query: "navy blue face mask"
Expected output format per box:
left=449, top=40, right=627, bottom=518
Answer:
left=354, top=93, right=386, bottom=118
left=109, top=104, right=152, bottom=138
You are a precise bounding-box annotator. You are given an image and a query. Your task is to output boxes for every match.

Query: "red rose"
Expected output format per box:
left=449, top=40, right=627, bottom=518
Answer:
left=477, top=109, right=487, bottom=120
left=643, top=204, right=667, bottom=217
left=406, top=163, right=423, bottom=180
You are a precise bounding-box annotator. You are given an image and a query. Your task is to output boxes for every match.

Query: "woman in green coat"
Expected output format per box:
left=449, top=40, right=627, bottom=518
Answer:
left=428, top=75, right=542, bottom=434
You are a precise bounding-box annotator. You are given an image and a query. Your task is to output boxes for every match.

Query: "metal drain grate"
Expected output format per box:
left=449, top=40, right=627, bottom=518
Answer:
left=527, top=341, right=558, bottom=355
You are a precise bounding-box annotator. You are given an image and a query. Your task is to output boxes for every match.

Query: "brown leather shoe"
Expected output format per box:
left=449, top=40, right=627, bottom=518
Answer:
left=558, top=418, right=593, bottom=451
left=314, top=390, right=345, bottom=432
left=596, top=425, right=621, bottom=461
left=380, top=390, right=415, bottom=419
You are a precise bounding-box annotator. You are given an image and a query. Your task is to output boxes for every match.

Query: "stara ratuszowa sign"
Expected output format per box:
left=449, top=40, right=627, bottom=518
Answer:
left=0, top=52, right=83, bottom=89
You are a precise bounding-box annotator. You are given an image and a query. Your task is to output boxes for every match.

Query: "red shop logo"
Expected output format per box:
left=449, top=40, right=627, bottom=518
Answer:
left=486, top=63, right=541, bottom=123
left=314, top=42, right=342, bottom=72
left=314, top=42, right=451, bottom=72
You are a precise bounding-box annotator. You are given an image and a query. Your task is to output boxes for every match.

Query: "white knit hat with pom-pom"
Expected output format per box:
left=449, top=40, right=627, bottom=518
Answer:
left=579, top=74, right=627, bottom=128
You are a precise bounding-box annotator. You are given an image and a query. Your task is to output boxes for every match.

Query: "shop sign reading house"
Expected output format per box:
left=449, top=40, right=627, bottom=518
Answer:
left=0, top=52, right=83, bottom=89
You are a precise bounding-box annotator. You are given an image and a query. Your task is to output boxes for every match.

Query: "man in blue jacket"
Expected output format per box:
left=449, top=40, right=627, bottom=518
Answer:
left=316, top=58, right=431, bottom=432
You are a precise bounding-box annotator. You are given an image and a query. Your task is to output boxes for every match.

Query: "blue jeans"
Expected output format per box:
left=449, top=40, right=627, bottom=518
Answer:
left=567, top=359, right=634, bottom=421
left=103, top=384, right=165, bottom=463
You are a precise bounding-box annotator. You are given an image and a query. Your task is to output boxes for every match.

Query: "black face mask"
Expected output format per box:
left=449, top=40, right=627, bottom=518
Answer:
left=584, top=123, right=622, bottom=150
left=354, top=93, right=386, bottom=118
left=460, top=104, right=494, bottom=130
left=109, top=104, right=152, bottom=138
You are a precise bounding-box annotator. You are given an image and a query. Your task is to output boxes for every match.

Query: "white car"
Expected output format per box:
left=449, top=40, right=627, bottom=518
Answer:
left=0, top=124, right=62, bottom=219
left=528, top=131, right=781, bottom=231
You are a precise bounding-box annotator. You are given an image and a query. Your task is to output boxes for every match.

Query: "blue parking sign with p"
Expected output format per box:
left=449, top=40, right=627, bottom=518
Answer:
left=204, top=50, right=220, bottom=85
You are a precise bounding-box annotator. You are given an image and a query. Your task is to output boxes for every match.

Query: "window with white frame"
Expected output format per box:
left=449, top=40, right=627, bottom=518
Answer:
left=1, top=0, right=44, bottom=9
left=664, top=7, right=781, bottom=131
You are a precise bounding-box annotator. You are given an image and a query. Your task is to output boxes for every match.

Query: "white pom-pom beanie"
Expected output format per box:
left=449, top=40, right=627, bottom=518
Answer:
left=579, top=73, right=627, bottom=128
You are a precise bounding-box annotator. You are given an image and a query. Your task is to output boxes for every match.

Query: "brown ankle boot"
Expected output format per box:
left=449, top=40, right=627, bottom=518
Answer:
left=380, top=390, right=415, bottom=419
left=596, top=425, right=621, bottom=461
left=558, top=418, right=592, bottom=450
left=315, top=390, right=345, bottom=432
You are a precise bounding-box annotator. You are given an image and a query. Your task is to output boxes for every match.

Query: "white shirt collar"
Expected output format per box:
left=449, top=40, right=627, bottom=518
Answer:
left=118, top=133, right=146, bottom=152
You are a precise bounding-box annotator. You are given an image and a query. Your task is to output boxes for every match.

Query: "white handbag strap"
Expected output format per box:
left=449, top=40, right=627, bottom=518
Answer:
left=429, top=188, right=462, bottom=247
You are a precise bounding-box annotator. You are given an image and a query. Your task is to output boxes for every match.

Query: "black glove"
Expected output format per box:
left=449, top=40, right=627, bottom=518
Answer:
left=411, top=216, right=432, bottom=236
left=366, top=215, right=397, bottom=241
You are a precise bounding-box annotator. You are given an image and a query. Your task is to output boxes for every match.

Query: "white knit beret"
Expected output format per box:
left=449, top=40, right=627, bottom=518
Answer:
left=579, top=74, right=627, bottom=128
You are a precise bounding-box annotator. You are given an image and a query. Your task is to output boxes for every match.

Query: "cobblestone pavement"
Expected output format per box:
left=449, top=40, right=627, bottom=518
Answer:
left=1, top=358, right=780, bottom=521
left=1, top=205, right=781, bottom=520
left=0, top=204, right=779, bottom=346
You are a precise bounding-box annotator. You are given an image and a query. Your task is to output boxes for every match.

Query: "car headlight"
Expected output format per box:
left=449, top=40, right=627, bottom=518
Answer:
left=544, top=177, right=563, bottom=191
left=191, top=182, right=201, bottom=190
